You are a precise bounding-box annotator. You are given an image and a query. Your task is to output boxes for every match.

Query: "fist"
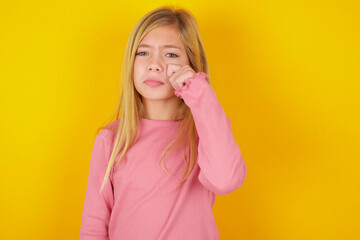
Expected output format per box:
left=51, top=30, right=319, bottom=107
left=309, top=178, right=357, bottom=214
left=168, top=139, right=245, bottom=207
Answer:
left=166, top=64, right=196, bottom=90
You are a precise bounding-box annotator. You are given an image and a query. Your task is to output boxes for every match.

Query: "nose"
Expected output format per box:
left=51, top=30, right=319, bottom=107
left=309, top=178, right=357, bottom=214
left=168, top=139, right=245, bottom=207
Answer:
left=147, top=57, right=164, bottom=72
left=148, top=64, right=163, bottom=72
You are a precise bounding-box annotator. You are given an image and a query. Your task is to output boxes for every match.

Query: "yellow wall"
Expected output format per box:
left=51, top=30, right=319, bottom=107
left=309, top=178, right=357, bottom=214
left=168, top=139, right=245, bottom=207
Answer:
left=1, top=0, right=359, bottom=239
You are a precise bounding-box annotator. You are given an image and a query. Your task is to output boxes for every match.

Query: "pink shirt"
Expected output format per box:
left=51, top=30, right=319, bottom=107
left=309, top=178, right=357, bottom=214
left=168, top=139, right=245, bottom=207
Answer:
left=80, top=72, right=247, bottom=240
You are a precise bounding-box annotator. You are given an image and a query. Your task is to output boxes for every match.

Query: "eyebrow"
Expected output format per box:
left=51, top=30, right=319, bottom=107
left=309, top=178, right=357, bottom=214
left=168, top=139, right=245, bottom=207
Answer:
left=138, top=43, right=182, bottom=50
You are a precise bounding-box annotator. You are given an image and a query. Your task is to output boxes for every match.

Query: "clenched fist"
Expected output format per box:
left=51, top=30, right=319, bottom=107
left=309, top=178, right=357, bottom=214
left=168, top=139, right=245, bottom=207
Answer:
left=166, top=64, right=196, bottom=90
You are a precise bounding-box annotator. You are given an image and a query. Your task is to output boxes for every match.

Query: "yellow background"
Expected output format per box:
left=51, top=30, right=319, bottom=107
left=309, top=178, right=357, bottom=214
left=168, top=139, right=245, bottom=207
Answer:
left=1, top=0, right=359, bottom=239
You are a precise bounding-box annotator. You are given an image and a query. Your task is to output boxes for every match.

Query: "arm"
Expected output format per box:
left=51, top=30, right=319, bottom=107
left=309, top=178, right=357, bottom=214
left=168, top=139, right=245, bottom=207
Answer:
left=80, top=130, right=114, bottom=240
left=174, top=72, right=247, bottom=195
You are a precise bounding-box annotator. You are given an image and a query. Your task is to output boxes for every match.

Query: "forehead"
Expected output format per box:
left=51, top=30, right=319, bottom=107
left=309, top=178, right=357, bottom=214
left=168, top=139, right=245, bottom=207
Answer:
left=139, top=25, right=184, bottom=49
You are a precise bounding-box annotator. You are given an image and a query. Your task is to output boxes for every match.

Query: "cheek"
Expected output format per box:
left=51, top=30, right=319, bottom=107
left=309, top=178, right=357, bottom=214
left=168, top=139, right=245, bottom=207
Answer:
left=133, top=61, right=142, bottom=78
left=134, top=58, right=147, bottom=69
left=168, top=57, right=189, bottom=66
left=181, top=55, right=190, bottom=65
left=133, top=59, right=139, bottom=70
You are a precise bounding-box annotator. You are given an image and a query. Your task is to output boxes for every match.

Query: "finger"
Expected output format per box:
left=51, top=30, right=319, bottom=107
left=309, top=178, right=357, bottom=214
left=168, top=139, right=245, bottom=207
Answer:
left=166, top=63, right=182, bottom=78
left=172, top=70, right=194, bottom=90
left=182, top=71, right=196, bottom=84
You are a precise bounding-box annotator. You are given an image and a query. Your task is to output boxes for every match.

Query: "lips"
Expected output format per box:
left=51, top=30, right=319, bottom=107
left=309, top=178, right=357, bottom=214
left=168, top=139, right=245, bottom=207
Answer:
left=144, top=78, right=163, bottom=83
left=144, top=78, right=164, bottom=87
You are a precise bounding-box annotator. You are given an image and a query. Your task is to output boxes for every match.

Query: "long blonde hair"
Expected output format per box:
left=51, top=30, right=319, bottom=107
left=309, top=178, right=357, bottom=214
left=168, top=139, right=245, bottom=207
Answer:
left=97, top=5, right=211, bottom=193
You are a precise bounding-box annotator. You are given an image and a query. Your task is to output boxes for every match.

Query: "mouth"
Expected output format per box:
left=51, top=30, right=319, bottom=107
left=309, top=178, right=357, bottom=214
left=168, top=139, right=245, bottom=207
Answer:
left=144, top=78, right=164, bottom=87
left=144, top=78, right=163, bottom=83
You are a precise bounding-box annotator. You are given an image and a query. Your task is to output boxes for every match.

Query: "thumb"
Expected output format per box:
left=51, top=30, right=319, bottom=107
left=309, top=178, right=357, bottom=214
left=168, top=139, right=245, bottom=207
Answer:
left=167, top=63, right=181, bottom=78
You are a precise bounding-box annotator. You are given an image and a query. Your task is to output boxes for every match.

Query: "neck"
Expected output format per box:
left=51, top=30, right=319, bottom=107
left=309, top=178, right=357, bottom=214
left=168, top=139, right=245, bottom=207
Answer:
left=141, top=96, right=183, bottom=121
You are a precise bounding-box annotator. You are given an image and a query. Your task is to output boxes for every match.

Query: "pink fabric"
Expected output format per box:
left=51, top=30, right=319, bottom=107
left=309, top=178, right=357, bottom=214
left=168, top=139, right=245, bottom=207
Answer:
left=80, top=72, right=247, bottom=240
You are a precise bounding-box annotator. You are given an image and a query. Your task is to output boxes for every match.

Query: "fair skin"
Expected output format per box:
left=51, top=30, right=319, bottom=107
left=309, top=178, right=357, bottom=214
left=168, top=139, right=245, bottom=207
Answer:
left=133, top=24, right=196, bottom=120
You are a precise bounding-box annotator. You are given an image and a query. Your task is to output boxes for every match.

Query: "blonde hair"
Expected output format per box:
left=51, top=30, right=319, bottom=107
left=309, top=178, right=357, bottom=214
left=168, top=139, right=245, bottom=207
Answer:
left=97, top=5, right=211, bottom=193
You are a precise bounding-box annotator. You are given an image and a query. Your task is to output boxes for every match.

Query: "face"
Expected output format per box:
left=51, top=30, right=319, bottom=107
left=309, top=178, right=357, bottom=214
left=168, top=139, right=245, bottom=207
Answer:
left=133, top=24, right=190, bottom=101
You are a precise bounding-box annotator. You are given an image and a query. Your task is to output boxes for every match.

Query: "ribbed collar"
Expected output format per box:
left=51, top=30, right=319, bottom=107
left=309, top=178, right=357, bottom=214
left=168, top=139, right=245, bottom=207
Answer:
left=140, top=118, right=183, bottom=127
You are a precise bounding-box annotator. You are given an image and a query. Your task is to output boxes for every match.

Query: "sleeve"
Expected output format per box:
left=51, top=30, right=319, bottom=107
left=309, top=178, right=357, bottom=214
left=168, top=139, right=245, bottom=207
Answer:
left=174, top=72, right=247, bottom=195
left=80, top=130, right=114, bottom=240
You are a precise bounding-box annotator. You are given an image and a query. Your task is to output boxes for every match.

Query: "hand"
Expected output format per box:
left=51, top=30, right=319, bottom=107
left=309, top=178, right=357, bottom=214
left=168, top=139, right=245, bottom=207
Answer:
left=166, top=64, right=196, bottom=90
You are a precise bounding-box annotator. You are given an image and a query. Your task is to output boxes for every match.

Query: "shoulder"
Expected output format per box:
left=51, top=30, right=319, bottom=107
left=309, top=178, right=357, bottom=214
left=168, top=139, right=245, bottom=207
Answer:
left=97, top=119, right=121, bottom=143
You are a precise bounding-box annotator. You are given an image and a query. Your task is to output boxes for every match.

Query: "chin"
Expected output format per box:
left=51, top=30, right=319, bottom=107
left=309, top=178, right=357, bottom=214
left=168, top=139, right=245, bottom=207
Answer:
left=141, top=92, right=175, bottom=101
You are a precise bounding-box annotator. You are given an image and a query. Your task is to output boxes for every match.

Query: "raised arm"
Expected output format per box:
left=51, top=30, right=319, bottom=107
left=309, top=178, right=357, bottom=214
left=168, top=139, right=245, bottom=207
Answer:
left=174, top=72, right=247, bottom=195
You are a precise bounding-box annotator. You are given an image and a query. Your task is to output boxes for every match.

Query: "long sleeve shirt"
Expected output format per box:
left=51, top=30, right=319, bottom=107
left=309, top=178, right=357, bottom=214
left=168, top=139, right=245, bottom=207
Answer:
left=80, top=72, right=247, bottom=240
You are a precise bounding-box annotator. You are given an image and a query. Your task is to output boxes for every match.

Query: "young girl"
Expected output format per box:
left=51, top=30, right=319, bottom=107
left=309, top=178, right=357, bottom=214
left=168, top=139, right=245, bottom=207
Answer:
left=80, top=5, right=247, bottom=240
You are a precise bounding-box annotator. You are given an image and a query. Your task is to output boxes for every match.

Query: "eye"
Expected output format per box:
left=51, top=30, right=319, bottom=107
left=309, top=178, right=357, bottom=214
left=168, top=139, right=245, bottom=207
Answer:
left=135, top=52, right=179, bottom=58
left=136, top=52, right=146, bottom=55
left=166, top=53, right=179, bottom=58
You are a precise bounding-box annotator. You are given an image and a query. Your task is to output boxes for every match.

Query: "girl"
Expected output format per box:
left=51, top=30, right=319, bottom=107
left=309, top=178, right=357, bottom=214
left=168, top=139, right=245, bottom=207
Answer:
left=80, top=5, right=247, bottom=240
